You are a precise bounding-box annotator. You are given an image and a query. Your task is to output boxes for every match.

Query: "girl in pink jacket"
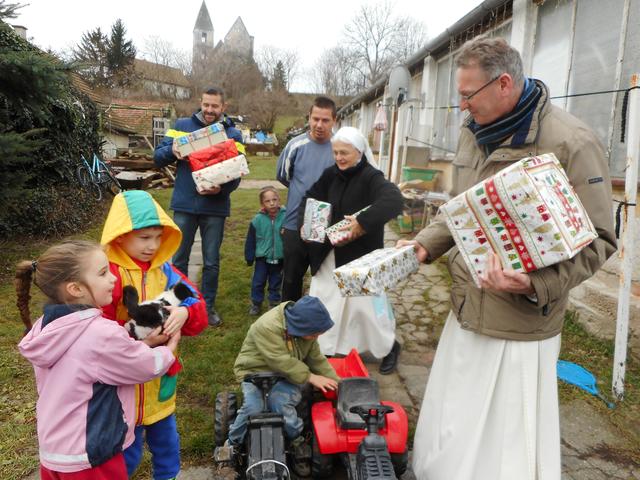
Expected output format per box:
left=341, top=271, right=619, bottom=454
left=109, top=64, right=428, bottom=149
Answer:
left=17, top=240, right=177, bottom=480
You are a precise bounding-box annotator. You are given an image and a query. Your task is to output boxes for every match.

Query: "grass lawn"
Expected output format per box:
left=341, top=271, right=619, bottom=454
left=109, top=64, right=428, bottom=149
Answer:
left=274, top=115, right=304, bottom=136
left=245, top=155, right=278, bottom=181
left=1, top=182, right=639, bottom=477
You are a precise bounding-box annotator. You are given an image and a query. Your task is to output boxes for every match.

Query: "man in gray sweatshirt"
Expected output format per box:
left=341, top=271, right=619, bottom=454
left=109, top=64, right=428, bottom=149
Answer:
left=276, top=96, right=336, bottom=301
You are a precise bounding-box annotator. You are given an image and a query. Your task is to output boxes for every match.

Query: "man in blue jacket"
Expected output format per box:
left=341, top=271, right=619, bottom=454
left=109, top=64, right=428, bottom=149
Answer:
left=154, top=86, right=242, bottom=327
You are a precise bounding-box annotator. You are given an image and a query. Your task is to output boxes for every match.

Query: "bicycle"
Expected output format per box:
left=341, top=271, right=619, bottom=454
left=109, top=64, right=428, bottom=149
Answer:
left=76, top=153, right=122, bottom=201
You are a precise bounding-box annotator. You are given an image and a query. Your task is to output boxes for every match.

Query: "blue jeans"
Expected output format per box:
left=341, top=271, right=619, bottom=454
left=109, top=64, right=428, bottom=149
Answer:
left=228, top=379, right=302, bottom=445
left=172, top=211, right=225, bottom=310
left=124, top=414, right=180, bottom=480
left=251, top=259, right=283, bottom=305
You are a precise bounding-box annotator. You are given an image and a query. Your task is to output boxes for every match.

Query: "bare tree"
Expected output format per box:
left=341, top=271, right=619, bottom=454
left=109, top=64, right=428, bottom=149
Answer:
left=239, top=88, right=292, bottom=131
left=256, top=45, right=299, bottom=91
left=394, top=16, right=429, bottom=61
left=141, top=36, right=191, bottom=76
left=342, top=1, right=427, bottom=85
left=309, top=46, right=362, bottom=97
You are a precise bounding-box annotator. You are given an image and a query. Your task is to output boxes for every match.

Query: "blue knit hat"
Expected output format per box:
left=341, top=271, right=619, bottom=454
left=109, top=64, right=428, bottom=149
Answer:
left=284, top=296, right=334, bottom=337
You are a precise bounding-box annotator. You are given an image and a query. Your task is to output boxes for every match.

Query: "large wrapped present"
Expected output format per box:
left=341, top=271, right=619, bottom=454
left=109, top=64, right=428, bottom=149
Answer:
left=192, top=154, right=249, bottom=192
left=333, top=246, right=419, bottom=297
left=188, top=139, right=239, bottom=171
left=326, top=206, right=371, bottom=246
left=301, top=198, right=332, bottom=243
left=441, top=153, right=597, bottom=287
left=174, top=123, right=228, bottom=156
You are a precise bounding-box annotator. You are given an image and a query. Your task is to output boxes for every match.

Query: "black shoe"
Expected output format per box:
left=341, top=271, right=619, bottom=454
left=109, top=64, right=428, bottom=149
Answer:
left=379, top=341, right=401, bottom=375
left=290, top=436, right=311, bottom=477
left=248, top=303, right=261, bottom=316
left=208, top=309, right=222, bottom=327
left=268, top=301, right=280, bottom=309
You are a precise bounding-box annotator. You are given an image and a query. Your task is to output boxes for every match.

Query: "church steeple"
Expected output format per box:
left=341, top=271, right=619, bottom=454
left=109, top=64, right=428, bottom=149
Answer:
left=194, top=1, right=213, bottom=31
left=192, top=1, right=214, bottom=69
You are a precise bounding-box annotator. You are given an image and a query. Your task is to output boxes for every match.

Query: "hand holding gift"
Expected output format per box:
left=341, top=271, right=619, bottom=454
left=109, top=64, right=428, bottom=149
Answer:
left=332, top=215, right=365, bottom=246
left=479, top=252, right=535, bottom=294
left=326, top=206, right=370, bottom=246
left=396, top=239, right=429, bottom=263
left=171, top=141, right=185, bottom=160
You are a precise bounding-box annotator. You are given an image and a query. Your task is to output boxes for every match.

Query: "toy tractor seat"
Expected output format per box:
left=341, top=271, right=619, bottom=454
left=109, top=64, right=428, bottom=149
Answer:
left=337, top=377, right=386, bottom=430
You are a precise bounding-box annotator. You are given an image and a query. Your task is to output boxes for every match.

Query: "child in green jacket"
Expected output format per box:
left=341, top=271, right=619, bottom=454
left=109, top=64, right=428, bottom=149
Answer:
left=244, top=186, right=286, bottom=316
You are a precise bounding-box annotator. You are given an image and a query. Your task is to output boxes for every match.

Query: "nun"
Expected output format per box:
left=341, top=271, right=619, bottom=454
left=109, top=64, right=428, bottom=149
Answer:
left=298, top=126, right=404, bottom=373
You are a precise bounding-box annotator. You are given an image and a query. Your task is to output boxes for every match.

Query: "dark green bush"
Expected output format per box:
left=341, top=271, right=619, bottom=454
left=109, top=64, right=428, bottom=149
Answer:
left=0, top=21, right=102, bottom=239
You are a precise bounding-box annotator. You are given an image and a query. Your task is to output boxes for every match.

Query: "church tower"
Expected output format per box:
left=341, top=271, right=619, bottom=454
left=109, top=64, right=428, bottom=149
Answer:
left=192, top=1, right=214, bottom=71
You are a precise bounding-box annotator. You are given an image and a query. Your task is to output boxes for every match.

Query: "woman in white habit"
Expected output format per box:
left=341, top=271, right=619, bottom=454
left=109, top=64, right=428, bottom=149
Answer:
left=301, top=127, right=404, bottom=373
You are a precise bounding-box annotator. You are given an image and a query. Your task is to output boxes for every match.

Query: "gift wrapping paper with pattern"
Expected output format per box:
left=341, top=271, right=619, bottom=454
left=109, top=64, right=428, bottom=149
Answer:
left=188, top=139, right=239, bottom=171
left=326, top=205, right=371, bottom=246
left=441, top=153, right=597, bottom=288
left=301, top=198, right=332, bottom=243
left=192, top=154, right=249, bottom=192
left=174, top=123, right=228, bottom=156
left=333, top=246, right=419, bottom=297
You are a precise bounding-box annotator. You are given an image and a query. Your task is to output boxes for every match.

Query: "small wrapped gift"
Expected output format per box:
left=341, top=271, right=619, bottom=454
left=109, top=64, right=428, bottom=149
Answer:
left=301, top=198, right=332, bottom=243
left=174, top=123, right=228, bottom=156
left=333, top=246, right=419, bottom=297
left=326, top=206, right=371, bottom=246
left=188, top=139, right=239, bottom=171
left=441, top=153, right=597, bottom=287
left=192, top=154, right=249, bottom=192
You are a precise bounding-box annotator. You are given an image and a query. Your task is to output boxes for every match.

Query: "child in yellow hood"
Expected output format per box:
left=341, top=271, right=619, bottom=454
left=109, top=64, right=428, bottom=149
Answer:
left=101, top=190, right=208, bottom=480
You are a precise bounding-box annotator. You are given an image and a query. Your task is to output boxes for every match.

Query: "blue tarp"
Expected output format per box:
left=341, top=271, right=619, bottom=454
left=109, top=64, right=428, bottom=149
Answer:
left=557, top=360, right=614, bottom=408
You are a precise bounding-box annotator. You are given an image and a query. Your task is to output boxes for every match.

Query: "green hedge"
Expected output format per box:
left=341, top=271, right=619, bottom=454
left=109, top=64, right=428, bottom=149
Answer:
left=0, top=22, right=102, bottom=238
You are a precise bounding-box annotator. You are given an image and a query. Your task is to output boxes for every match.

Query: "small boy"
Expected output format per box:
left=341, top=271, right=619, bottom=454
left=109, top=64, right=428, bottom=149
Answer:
left=101, top=190, right=208, bottom=480
left=229, top=296, right=339, bottom=476
left=244, top=186, right=286, bottom=315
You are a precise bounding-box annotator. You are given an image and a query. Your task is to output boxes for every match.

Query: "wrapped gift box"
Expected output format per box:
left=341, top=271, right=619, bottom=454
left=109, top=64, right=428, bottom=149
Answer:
left=333, top=246, right=419, bottom=297
left=174, top=123, right=228, bottom=156
left=192, top=154, right=249, bottom=192
left=188, top=139, right=239, bottom=171
left=326, top=206, right=371, bottom=245
left=301, top=198, right=332, bottom=243
left=441, top=153, right=597, bottom=287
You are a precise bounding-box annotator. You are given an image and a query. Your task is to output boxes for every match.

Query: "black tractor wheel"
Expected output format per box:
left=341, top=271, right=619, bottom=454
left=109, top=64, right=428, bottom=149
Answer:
left=391, top=450, right=409, bottom=476
left=214, top=391, right=238, bottom=447
left=311, top=434, right=333, bottom=478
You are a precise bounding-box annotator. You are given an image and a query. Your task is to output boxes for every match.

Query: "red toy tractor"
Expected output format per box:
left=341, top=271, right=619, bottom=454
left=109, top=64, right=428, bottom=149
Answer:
left=311, top=349, right=409, bottom=479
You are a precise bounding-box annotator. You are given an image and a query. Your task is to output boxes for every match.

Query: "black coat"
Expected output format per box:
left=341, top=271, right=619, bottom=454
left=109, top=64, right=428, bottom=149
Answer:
left=298, top=157, right=403, bottom=275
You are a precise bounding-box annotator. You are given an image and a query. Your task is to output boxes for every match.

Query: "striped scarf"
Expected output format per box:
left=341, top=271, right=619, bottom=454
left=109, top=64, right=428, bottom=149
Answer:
left=468, top=78, right=542, bottom=154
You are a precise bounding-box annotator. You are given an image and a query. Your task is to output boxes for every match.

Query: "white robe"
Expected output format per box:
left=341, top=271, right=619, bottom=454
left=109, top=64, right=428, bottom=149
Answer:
left=412, top=311, right=561, bottom=480
left=309, top=250, right=396, bottom=359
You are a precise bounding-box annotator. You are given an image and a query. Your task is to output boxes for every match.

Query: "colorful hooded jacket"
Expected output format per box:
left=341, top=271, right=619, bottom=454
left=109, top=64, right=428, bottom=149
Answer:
left=101, top=190, right=208, bottom=425
left=18, top=305, right=175, bottom=473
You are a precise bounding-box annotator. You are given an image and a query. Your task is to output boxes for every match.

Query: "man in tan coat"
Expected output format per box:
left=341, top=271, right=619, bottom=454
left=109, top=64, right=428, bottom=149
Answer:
left=405, top=37, right=616, bottom=480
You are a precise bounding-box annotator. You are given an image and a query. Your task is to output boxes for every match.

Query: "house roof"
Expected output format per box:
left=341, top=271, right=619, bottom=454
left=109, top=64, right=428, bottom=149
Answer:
left=103, top=99, right=174, bottom=136
left=134, top=58, right=191, bottom=88
left=194, top=1, right=213, bottom=31
left=69, top=72, right=104, bottom=104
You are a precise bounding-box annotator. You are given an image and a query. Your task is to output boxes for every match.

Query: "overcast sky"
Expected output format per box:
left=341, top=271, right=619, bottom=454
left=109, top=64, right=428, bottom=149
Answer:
left=14, top=0, right=483, bottom=92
